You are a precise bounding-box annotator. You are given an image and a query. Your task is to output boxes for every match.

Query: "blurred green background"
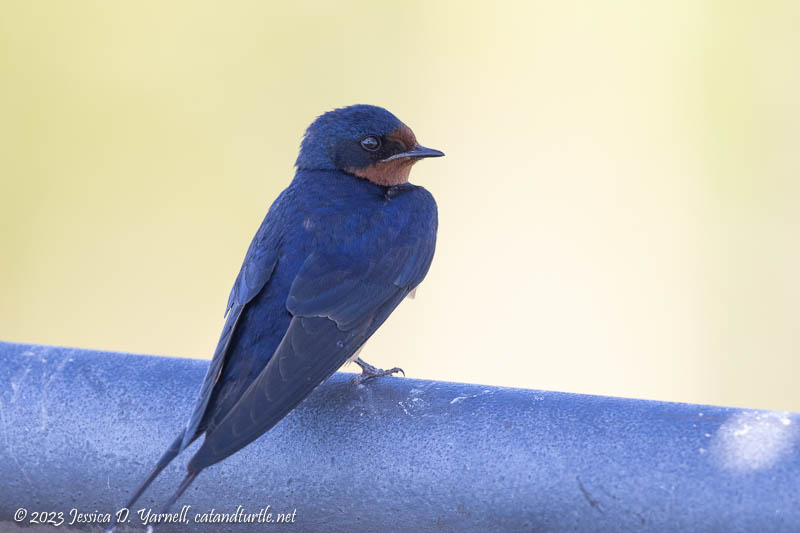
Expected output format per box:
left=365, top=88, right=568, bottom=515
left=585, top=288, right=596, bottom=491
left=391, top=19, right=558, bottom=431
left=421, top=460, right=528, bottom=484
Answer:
left=1, top=1, right=798, bottom=411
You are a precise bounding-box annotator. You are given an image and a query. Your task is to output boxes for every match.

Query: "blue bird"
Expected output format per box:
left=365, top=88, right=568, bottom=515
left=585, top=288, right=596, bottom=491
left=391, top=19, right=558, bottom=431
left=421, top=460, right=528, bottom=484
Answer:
left=107, top=104, right=443, bottom=531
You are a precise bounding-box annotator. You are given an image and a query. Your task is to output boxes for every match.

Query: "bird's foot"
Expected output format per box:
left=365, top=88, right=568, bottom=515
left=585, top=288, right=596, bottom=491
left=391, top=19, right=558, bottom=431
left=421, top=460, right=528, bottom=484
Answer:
left=353, top=357, right=404, bottom=385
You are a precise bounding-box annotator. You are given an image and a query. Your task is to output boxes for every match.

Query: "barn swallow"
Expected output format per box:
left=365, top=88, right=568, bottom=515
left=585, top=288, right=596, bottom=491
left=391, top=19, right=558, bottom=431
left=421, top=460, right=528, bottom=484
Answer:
left=107, top=104, right=442, bottom=531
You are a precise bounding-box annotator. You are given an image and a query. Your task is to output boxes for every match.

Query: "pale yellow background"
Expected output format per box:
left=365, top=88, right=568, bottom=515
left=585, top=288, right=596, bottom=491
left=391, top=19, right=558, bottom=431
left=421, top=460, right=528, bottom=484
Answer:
left=2, top=2, right=798, bottom=411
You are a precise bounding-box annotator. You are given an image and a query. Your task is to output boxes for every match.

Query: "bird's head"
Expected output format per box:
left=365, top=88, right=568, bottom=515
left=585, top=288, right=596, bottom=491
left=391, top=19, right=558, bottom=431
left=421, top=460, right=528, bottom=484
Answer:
left=295, top=104, right=444, bottom=186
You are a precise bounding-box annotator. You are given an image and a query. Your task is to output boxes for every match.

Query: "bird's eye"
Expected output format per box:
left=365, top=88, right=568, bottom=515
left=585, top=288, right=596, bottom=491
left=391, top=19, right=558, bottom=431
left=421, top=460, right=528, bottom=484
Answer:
left=360, top=135, right=381, bottom=152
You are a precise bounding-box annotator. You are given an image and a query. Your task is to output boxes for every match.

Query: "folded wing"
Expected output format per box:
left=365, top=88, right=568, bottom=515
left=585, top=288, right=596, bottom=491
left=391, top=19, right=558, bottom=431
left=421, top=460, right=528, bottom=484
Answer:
left=180, top=242, right=278, bottom=451
left=187, top=232, right=435, bottom=471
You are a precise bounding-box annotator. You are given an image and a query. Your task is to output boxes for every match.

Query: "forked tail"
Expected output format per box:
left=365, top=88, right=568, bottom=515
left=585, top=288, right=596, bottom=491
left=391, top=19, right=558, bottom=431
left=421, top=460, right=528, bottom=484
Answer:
left=144, top=470, right=201, bottom=533
left=106, top=430, right=195, bottom=533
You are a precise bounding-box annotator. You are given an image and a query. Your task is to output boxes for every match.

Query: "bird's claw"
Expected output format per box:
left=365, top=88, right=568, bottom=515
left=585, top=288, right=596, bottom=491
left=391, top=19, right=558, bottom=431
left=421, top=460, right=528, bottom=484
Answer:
left=353, top=363, right=405, bottom=385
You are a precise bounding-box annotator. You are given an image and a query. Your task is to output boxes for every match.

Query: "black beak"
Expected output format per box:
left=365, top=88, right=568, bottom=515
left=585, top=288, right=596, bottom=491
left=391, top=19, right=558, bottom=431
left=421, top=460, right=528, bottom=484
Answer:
left=381, top=145, right=445, bottom=163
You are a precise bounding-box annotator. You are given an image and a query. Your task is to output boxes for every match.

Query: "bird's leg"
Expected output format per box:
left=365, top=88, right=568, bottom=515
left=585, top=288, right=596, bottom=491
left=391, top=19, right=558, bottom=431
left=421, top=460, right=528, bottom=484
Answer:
left=353, top=357, right=404, bottom=385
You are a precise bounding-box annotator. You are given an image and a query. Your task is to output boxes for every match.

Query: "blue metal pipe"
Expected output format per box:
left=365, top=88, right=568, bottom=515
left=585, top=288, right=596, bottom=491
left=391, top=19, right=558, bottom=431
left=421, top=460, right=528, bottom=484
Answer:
left=0, top=341, right=798, bottom=532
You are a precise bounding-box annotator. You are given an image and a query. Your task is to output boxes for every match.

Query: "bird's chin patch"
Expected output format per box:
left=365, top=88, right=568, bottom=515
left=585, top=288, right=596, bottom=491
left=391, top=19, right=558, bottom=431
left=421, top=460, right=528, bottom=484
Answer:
left=348, top=158, right=417, bottom=187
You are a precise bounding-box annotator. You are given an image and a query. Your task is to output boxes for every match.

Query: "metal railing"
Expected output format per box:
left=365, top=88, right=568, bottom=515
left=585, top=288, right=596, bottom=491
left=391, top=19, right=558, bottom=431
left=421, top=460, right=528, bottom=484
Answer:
left=1, top=341, right=798, bottom=532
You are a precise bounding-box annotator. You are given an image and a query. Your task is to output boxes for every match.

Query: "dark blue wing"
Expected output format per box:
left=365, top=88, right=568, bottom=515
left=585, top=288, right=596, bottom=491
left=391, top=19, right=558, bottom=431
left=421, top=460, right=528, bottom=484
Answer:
left=187, top=222, right=436, bottom=471
left=180, top=241, right=278, bottom=451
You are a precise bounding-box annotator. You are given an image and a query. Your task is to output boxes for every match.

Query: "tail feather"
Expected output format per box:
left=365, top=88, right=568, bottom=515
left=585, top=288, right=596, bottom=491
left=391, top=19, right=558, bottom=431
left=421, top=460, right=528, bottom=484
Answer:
left=106, top=430, right=198, bottom=533
left=145, top=471, right=201, bottom=533
left=161, top=470, right=201, bottom=513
